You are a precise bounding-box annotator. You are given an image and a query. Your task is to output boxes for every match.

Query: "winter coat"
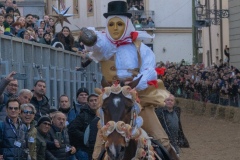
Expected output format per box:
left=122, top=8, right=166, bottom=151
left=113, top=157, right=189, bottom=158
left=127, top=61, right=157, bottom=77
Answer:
left=67, top=103, right=88, bottom=123
left=27, top=123, right=37, bottom=160
left=46, top=126, right=72, bottom=160
left=68, top=105, right=97, bottom=154
left=36, top=128, right=48, bottom=160
left=0, top=117, right=28, bottom=160
left=30, top=95, right=51, bottom=121
left=155, top=106, right=190, bottom=149
left=51, top=36, right=73, bottom=52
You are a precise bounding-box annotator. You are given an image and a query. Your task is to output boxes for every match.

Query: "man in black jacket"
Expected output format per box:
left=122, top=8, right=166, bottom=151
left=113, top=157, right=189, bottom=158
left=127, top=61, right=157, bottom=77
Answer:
left=47, top=111, right=76, bottom=160
left=30, top=80, right=50, bottom=121
left=155, top=94, right=189, bottom=156
left=68, top=94, right=99, bottom=160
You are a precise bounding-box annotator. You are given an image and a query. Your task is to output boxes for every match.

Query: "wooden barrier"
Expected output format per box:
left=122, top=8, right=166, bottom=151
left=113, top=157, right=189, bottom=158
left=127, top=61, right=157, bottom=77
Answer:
left=176, top=98, right=240, bottom=123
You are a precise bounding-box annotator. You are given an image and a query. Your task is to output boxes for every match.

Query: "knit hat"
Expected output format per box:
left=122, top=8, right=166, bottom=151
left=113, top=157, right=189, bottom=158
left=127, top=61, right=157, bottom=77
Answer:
left=87, top=93, right=99, bottom=102
left=76, top=87, right=89, bottom=98
left=43, top=32, right=50, bottom=38
left=37, top=116, right=51, bottom=126
left=49, top=108, right=58, bottom=113
left=6, top=7, right=14, bottom=14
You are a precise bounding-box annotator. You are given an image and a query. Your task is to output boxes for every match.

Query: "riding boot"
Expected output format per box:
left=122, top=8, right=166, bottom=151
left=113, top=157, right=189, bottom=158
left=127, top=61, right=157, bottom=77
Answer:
left=168, top=146, right=180, bottom=160
left=139, top=106, right=170, bottom=148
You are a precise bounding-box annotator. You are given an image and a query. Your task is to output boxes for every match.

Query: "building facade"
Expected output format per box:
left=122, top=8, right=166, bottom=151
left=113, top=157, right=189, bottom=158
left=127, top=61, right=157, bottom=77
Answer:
left=228, top=0, right=240, bottom=69
left=46, top=0, right=193, bottom=64
left=196, top=0, right=229, bottom=67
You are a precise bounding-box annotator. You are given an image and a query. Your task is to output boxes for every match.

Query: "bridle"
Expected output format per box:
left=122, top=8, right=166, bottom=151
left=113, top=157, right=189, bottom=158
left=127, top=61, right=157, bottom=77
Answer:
left=98, top=84, right=143, bottom=144
left=98, top=84, right=160, bottom=160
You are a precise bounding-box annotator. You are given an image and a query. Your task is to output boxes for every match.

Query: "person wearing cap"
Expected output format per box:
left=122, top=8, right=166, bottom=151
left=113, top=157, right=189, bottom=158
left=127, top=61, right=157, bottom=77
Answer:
left=80, top=1, right=178, bottom=159
left=46, top=111, right=76, bottom=160
left=36, top=116, right=52, bottom=160
left=6, top=6, right=13, bottom=16
left=68, top=87, right=89, bottom=123
left=20, top=103, right=37, bottom=160
left=68, top=94, right=99, bottom=160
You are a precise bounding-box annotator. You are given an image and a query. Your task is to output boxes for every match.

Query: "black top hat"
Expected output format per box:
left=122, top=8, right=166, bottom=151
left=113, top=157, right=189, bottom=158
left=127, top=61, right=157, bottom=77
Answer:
left=103, top=1, right=132, bottom=18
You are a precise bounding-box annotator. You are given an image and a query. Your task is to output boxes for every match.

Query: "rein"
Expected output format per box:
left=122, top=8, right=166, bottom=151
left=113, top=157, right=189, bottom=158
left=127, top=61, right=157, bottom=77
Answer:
left=98, top=84, right=157, bottom=160
left=99, top=102, right=142, bottom=144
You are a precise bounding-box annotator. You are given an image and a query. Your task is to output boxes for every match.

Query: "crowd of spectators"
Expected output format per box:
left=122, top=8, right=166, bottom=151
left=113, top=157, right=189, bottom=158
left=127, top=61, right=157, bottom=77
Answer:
left=127, top=0, right=145, bottom=11
left=127, top=0, right=155, bottom=28
left=0, top=0, right=84, bottom=53
left=158, top=60, right=240, bottom=107
left=0, top=71, right=99, bottom=160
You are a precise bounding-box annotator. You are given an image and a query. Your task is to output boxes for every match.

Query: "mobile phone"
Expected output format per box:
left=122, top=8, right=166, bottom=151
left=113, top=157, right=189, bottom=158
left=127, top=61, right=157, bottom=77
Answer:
left=56, top=132, right=62, bottom=143
left=13, top=1, right=16, bottom=4
left=13, top=73, right=27, bottom=80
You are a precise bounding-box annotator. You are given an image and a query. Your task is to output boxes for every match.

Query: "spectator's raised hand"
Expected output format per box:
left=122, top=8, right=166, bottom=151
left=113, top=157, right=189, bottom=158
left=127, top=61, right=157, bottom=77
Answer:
left=6, top=71, right=16, bottom=81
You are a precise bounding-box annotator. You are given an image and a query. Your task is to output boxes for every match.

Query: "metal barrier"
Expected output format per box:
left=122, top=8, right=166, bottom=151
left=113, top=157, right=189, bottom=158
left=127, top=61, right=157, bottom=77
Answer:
left=173, top=87, right=240, bottom=107
left=0, top=35, right=102, bottom=106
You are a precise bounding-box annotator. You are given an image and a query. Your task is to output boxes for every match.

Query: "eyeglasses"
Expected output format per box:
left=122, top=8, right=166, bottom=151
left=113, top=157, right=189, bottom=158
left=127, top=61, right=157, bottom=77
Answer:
left=8, top=84, right=18, bottom=87
left=8, top=106, right=19, bottom=110
left=42, top=122, right=51, bottom=126
left=22, top=110, right=34, bottom=115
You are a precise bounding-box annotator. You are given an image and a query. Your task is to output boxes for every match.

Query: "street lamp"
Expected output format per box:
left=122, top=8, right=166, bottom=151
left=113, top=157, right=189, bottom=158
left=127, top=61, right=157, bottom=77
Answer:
left=195, top=1, right=204, bottom=18
left=195, top=0, right=229, bottom=26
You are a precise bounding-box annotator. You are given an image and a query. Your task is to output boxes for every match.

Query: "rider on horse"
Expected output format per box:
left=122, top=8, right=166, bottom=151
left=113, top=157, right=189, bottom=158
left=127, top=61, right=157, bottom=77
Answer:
left=79, top=1, right=179, bottom=159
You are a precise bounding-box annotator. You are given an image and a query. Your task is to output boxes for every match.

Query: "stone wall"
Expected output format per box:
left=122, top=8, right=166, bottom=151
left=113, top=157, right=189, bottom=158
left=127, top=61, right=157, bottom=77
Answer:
left=176, top=98, right=240, bottom=123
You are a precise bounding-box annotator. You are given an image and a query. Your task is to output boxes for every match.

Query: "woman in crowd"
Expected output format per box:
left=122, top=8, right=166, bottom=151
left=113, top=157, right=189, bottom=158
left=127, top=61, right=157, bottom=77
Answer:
left=39, top=20, right=46, bottom=31
left=48, top=17, right=56, bottom=35
left=16, top=16, right=25, bottom=29
left=51, top=26, right=74, bottom=51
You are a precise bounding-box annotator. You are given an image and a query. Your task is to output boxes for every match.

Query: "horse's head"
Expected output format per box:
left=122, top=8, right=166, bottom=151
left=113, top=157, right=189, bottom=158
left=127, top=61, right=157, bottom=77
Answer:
left=97, top=76, right=142, bottom=160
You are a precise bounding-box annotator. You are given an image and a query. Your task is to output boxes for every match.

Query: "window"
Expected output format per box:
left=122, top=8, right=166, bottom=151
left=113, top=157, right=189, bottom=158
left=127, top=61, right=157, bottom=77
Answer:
left=73, top=0, right=79, bottom=18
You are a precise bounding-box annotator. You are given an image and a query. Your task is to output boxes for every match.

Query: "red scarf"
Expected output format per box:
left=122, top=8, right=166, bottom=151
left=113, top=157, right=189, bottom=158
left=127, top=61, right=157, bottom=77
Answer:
left=108, top=32, right=139, bottom=47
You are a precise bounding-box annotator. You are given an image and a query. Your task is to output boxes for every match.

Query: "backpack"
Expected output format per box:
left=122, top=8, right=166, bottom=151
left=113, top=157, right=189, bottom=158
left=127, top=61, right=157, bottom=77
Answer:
left=83, top=116, right=99, bottom=147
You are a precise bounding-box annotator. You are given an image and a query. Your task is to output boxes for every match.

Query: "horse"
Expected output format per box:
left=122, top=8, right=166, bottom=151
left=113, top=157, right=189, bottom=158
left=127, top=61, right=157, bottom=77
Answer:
left=96, top=77, right=171, bottom=160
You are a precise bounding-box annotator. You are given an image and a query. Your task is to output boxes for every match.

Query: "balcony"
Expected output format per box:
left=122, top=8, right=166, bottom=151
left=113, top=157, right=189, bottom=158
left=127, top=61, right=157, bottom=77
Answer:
left=128, top=10, right=155, bottom=31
